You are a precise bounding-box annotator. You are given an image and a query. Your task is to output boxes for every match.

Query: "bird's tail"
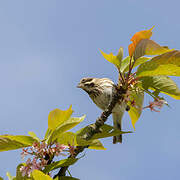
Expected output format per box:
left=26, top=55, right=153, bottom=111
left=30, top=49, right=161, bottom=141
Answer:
left=113, top=123, right=122, bottom=144
left=112, top=104, right=126, bottom=144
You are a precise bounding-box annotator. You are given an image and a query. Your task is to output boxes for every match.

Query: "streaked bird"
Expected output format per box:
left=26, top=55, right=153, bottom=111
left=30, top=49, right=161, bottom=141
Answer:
left=77, top=77, right=127, bottom=143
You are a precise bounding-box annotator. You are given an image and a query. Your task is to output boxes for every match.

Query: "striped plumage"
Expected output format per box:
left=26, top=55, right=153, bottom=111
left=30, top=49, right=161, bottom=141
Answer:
left=77, top=77, right=127, bottom=143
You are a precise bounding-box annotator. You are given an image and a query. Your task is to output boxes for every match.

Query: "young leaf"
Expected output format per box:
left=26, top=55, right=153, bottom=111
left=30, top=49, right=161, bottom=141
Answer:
left=128, top=90, right=144, bottom=129
left=136, top=50, right=180, bottom=77
left=0, top=135, right=37, bottom=152
left=57, top=132, right=76, bottom=145
left=128, top=26, right=154, bottom=57
left=56, top=130, right=105, bottom=150
left=78, top=138, right=106, bottom=150
left=91, top=124, right=132, bottom=139
left=47, top=115, right=85, bottom=144
left=28, top=131, right=41, bottom=142
left=120, top=56, right=150, bottom=73
left=76, top=125, right=130, bottom=150
left=31, top=170, right=52, bottom=180
left=44, top=128, right=51, bottom=140
left=48, top=105, right=73, bottom=130
left=120, top=56, right=130, bottom=72
left=75, top=128, right=106, bottom=150
left=140, top=76, right=180, bottom=99
left=117, top=47, right=123, bottom=63
left=88, top=139, right=106, bottom=150
left=43, top=158, right=78, bottom=173
left=6, top=172, right=15, bottom=180
left=100, top=47, right=123, bottom=69
left=134, top=39, right=173, bottom=60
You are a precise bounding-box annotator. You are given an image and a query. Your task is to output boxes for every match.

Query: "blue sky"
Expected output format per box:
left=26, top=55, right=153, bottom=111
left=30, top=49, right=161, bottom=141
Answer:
left=0, top=0, right=180, bottom=179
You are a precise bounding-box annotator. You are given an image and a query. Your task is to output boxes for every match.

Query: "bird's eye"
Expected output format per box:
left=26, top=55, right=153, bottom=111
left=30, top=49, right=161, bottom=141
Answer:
left=81, top=78, right=93, bottom=83
left=84, top=82, right=95, bottom=87
left=81, top=79, right=86, bottom=83
left=89, top=82, right=95, bottom=87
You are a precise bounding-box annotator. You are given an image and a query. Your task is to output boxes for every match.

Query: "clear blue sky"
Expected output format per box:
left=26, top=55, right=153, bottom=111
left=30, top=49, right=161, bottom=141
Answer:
left=0, top=0, right=180, bottom=179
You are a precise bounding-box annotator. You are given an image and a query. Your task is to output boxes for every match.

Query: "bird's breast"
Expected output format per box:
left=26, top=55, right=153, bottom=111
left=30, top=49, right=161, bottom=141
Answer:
left=90, top=89, right=113, bottom=110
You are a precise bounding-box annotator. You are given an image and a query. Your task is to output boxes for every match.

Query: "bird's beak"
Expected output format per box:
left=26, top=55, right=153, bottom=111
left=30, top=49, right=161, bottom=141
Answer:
left=77, top=83, right=82, bottom=88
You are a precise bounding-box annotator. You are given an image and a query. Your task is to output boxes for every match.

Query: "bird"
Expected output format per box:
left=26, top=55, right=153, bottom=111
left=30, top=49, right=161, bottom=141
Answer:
left=77, top=77, right=127, bottom=144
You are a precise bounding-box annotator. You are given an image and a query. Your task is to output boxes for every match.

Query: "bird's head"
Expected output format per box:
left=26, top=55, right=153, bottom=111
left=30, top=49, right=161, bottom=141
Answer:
left=77, top=77, right=114, bottom=94
left=77, top=77, right=96, bottom=93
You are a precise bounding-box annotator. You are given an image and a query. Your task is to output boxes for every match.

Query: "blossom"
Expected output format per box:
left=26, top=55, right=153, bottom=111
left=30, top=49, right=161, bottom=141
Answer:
left=19, top=141, right=74, bottom=177
left=143, top=98, right=167, bottom=112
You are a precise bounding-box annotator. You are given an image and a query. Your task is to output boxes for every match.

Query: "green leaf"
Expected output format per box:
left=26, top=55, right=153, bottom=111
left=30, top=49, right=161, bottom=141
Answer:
left=120, top=56, right=130, bottom=72
left=117, top=47, right=123, bottom=63
left=136, top=50, right=180, bottom=77
left=76, top=127, right=109, bottom=150
left=91, top=124, right=131, bottom=139
left=134, top=39, right=173, bottom=60
left=0, top=135, right=38, bottom=152
left=121, top=56, right=150, bottom=73
left=6, top=172, right=15, bottom=180
left=43, top=158, right=78, bottom=173
left=75, top=127, right=106, bottom=150
left=57, top=132, right=76, bottom=145
left=56, top=131, right=105, bottom=150
left=48, top=106, right=73, bottom=130
left=47, top=115, right=85, bottom=144
left=100, top=47, right=123, bottom=69
left=87, top=139, right=106, bottom=150
left=0, top=177, right=3, bottom=180
left=128, top=89, right=144, bottom=129
left=44, top=129, right=51, bottom=140
left=31, top=170, right=52, bottom=180
left=28, top=132, right=41, bottom=142
left=140, top=76, right=180, bottom=99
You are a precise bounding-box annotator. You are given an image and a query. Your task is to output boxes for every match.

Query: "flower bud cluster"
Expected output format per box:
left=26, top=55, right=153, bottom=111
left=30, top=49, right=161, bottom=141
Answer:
left=143, top=98, right=167, bottom=112
left=20, top=141, right=74, bottom=177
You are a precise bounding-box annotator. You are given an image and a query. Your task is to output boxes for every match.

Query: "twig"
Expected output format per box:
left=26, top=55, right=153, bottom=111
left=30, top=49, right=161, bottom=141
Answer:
left=67, top=169, right=72, bottom=177
left=118, top=68, right=125, bottom=85
left=127, top=57, right=132, bottom=80
left=53, top=146, right=86, bottom=179
left=127, top=57, right=137, bottom=82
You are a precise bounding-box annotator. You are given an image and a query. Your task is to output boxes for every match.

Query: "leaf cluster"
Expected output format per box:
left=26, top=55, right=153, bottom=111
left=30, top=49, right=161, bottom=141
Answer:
left=100, top=27, right=180, bottom=128
left=2, top=106, right=129, bottom=179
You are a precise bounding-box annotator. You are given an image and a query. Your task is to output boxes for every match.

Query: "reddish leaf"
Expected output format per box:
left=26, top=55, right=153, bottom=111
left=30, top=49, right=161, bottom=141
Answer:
left=134, top=39, right=173, bottom=60
left=128, top=26, right=154, bottom=57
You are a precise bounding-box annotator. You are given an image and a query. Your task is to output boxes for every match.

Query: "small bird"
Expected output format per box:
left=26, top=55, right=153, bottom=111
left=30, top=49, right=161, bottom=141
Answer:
left=77, top=77, right=127, bottom=144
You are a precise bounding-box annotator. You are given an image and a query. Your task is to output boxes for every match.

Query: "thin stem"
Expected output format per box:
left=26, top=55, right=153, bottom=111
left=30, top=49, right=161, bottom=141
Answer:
left=144, top=89, right=157, bottom=99
left=126, top=57, right=137, bottom=83
left=45, top=153, right=54, bottom=165
left=67, top=169, right=72, bottom=177
left=53, top=146, right=86, bottom=179
left=131, top=58, right=136, bottom=70
left=127, top=57, right=132, bottom=77
left=118, top=68, right=125, bottom=85
left=126, top=57, right=132, bottom=84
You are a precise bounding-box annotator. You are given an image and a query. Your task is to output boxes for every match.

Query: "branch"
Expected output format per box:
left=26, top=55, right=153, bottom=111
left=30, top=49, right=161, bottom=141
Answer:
left=53, top=85, right=127, bottom=179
